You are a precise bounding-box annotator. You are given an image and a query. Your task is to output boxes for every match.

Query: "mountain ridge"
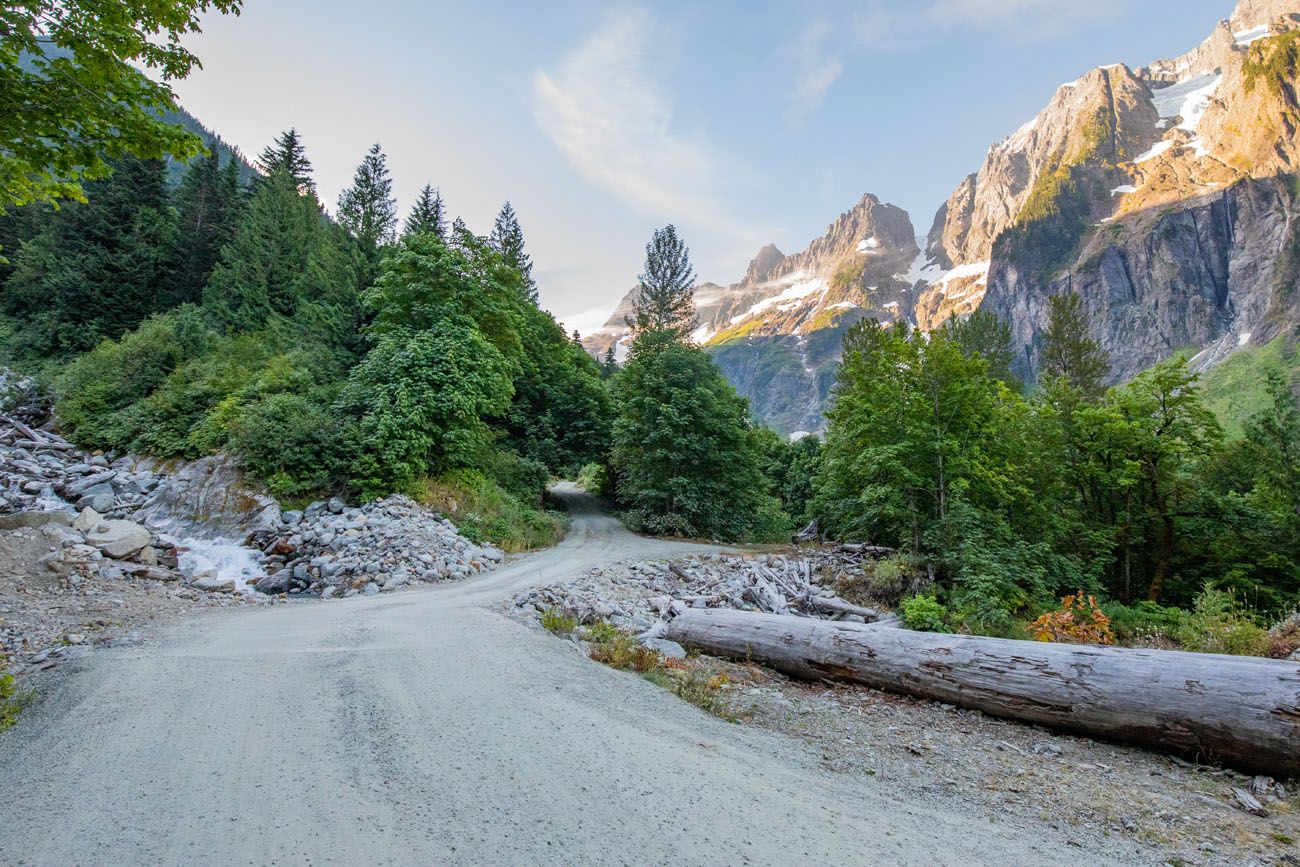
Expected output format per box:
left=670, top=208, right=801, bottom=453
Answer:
left=585, top=0, right=1300, bottom=433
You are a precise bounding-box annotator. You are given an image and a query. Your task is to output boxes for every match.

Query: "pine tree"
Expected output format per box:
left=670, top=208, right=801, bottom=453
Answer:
left=489, top=201, right=536, bottom=301
left=628, top=225, right=696, bottom=338
left=945, top=309, right=1019, bottom=390
left=601, top=345, right=618, bottom=379
left=1040, top=293, right=1109, bottom=397
left=257, top=129, right=314, bottom=193
left=403, top=184, right=446, bottom=239
left=2, top=157, right=177, bottom=357
left=171, top=144, right=242, bottom=305
left=203, top=166, right=351, bottom=337
left=337, top=143, right=397, bottom=253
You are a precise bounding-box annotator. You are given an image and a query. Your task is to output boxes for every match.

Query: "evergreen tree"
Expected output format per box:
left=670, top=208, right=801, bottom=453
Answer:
left=203, top=165, right=352, bottom=337
left=945, top=309, right=1019, bottom=389
left=337, top=143, right=397, bottom=253
left=611, top=330, right=786, bottom=541
left=171, top=144, right=242, bottom=305
left=489, top=201, right=536, bottom=301
left=601, top=345, right=618, bottom=379
left=403, top=184, right=446, bottom=239
left=627, top=225, right=697, bottom=338
left=2, top=157, right=178, bottom=358
left=1041, top=293, right=1109, bottom=397
left=257, top=129, right=314, bottom=193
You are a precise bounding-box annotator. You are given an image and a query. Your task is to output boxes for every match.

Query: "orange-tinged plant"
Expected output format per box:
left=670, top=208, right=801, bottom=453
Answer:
left=1027, top=592, right=1115, bottom=645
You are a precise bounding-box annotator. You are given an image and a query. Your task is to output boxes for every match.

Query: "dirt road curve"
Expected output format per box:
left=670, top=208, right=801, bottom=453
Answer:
left=0, top=485, right=1134, bottom=866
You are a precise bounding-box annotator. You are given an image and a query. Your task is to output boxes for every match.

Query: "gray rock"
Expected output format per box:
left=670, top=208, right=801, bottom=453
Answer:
left=282, top=510, right=304, bottom=526
left=0, top=510, right=73, bottom=530
left=84, top=519, right=151, bottom=559
left=327, top=497, right=346, bottom=514
left=256, top=569, right=291, bottom=594
left=72, top=507, right=101, bottom=533
left=76, top=483, right=115, bottom=514
left=192, top=574, right=235, bottom=593
left=64, top=470, right=116, bottom=497
left=362, top=582, right=380, bottom=596
left=643, top=638, right=687, bottom=659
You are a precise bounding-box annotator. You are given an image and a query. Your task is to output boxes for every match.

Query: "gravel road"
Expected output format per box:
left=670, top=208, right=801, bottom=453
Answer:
left=0, top=485, right=1140, bottom=866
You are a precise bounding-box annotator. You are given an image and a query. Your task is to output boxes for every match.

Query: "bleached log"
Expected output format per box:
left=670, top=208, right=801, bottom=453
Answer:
left=663, top=608, right=1300, bottom=777
left=803, top=596, right=881, bottom=621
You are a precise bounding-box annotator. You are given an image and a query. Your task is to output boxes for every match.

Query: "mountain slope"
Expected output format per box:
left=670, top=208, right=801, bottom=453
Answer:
left=930, top=0, right=1300, bottom=383
left=586, top=0, right=1300, bottom=432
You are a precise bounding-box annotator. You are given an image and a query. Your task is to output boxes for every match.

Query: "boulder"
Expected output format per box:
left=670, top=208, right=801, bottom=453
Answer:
left=255, top=569, right=291, bottom=595
left=643, top=638, right=687, bottom=659
left=0, top=510, right=73, bottom=530
left=192, top=574, right=236, bottom=593
left=84, top=519, right=151, bottom=559
left=64, top=470, right=116, bottom=497
left=76, top=483, right=115, bottom=514
left=72, top=507, right=101, bottom=533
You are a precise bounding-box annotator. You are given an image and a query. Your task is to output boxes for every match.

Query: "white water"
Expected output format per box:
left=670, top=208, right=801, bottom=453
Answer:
left=163, top=534, right=263, bottom=594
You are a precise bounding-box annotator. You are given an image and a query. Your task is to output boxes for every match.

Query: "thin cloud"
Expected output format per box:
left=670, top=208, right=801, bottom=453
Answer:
left=786, top=21, right=844, bottom=118
left=531, top=7, right=752, bottom=241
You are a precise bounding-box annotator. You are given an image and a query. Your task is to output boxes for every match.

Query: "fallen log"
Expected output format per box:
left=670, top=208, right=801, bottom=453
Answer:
left=803, top=596, right=881, bottom=622
left=663, top=608, right=1300, bottom=777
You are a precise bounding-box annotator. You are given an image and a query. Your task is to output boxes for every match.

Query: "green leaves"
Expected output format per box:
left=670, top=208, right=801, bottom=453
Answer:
left=0, top=0, right=242, bottom=210
left=343, top=322, right=513, bottom=500
left=611, top=331, right=787, bottom=542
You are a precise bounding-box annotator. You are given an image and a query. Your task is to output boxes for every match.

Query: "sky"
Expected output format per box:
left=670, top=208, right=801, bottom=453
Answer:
left=170, top=0, right=1231, bottom=336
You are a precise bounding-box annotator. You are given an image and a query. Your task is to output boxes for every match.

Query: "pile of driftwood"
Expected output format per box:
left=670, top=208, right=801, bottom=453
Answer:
left=657, top=548, right=898, bottom=626
left=1, top=413, right=74, bottom=455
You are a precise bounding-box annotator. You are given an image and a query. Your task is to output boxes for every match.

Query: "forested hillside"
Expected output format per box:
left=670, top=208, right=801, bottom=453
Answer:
left=0, top=131, right=616, bottom=549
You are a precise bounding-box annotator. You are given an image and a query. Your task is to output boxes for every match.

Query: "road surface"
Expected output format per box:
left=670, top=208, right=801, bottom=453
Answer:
left=1, top=485, right=1135, bottom=865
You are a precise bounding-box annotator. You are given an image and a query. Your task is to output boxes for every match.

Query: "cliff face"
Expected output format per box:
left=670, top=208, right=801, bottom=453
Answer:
left=929, top=0, right=1300, bottom=384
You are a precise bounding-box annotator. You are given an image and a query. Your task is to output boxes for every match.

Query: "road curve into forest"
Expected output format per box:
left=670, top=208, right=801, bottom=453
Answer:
left=1, top=484, right=1138, bottom=866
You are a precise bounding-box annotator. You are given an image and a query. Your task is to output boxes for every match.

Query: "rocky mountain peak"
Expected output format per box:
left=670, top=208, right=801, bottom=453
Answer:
left=743, top=243, right=786, bottom=286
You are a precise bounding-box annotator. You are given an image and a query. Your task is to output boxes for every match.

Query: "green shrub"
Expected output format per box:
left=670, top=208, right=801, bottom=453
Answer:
left=421, top=467, right=566, bottom=552
left=0, top=660, right=32, bottom=731
left=1101, top=600, right=1188, bottom=644
left=55, top=306, right=213, bottom=450
left=1174, top=586, right=1271, bottom=656
left=900, top=594, right=950, bottom=633
left=227, top=392, right=355, bottom=498
left=541, top=607, right=577, bottom=635
left=576, top=462, right=610, bottom=496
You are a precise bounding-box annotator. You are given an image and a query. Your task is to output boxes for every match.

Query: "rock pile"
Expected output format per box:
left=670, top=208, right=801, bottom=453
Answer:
left=3, top=411, right=502, bottom=600
left=512, top=549, right=897, bottom=636
left=247, top=495, right=505, bottom=597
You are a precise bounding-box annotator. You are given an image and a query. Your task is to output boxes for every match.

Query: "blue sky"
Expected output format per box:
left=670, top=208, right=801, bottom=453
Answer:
left=172, top=0, right=1230, bottom=335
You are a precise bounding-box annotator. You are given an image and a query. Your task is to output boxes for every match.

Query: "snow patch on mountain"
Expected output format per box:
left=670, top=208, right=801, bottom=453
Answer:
left=1151, top=72, right=1221, bottom=132
left=1135, top=140, right=1174, bottom=163
left=730, top=277, right=828, bottom=324
left=1234, top=24, right=1270, bottom=45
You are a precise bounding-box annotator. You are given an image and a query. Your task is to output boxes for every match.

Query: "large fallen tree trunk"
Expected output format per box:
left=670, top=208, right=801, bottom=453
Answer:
left=663, top=608, right=1300, bottom=777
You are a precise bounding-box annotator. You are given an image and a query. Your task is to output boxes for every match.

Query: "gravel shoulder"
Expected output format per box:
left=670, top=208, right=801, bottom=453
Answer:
left=511, top=552, right=1300, bottom=867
